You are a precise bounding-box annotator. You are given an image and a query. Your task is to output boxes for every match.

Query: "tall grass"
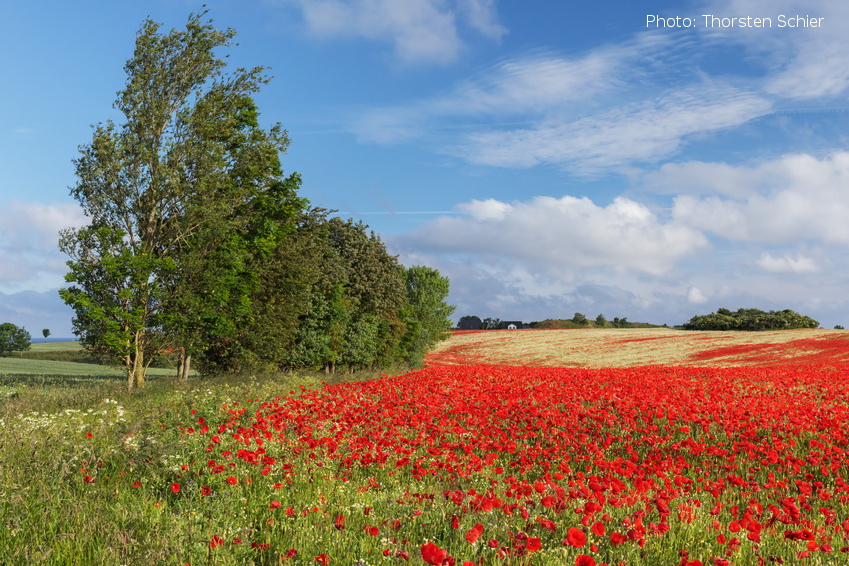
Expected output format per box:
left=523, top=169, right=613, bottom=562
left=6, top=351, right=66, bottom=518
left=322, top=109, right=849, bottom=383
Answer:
left=0, top=366, right=398, bottom=566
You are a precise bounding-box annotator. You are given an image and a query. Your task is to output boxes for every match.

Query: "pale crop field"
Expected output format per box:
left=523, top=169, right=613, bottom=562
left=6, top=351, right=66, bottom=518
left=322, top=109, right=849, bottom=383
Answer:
left=426, top=327, right=849, bottom=367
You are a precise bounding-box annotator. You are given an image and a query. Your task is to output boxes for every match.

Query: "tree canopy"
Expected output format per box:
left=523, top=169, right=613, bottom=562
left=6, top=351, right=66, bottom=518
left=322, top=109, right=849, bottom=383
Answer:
left=683, top=308, right=819, bottom=331
left=59, top=12, right=306, bottom=388
left=0, top=323, right=31, bottom=356
left=59, top=12, right=456, bottom=386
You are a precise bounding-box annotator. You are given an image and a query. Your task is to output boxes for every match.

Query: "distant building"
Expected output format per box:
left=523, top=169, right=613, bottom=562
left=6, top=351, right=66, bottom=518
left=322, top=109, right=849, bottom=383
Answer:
left=503, top=320, right=522, bottom=330
left=457, top=316, right=482, bottom=330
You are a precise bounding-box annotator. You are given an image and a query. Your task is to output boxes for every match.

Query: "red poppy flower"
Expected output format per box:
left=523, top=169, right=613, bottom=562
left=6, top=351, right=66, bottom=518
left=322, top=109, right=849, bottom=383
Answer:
left=209, top=534, right=223, bottom=549
left=527, top=537, right=542, bottom=551
left=171, top=482, right=180, bottom=493
left=592, top=521, right=606, bottom=537
left=466, top=524, right=483, bottom=544
left=421, top=542, right=448, bottom=565
left=335, top=514, right=345, bottom=530
left=201, top=485, right=211, bottom=496
left=575, top=555, right=596, bottom=566
left=226, top=476, right=237, bottom=485
left=270, top=500, right=281, bottom=509
left=315, top=554, right=329, bottom=565
left=132, top=481, right=141, bottom=488
left=567, top=527, right=587, bottom=548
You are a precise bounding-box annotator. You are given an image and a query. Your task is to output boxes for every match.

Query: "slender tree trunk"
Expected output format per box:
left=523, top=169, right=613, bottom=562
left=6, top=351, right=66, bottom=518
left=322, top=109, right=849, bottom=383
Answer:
left=177, top=347, right=185, bottom=380
left=181, top=354, right=191, bottom=381
left=128, top=333, right=145, bottom=390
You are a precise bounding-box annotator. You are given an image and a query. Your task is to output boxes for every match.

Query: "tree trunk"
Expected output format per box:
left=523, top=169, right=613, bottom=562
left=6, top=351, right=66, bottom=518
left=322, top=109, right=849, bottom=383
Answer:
left=177, top=347, right=185, bottom=380
left=128, top=335, right=145, bottom=390
left=181, top=354, right=191, bottom=381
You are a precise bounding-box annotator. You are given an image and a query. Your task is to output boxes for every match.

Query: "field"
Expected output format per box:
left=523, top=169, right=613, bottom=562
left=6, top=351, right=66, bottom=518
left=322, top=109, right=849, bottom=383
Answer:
left=0, top=342, right=189, bottom=385
left=426, top=328, right=849, bottom=368
left=1, top=330, right=848, bottom=566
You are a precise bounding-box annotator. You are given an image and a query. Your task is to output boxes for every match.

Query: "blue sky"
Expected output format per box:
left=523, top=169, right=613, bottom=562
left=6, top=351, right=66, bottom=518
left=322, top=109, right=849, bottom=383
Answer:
left=3, top=0, right=849, bottom=337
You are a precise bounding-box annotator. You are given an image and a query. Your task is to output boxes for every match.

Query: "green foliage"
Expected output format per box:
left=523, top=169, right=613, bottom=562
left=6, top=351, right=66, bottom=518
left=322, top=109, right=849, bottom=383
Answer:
left=482, top=317, right=503, bottom=329
left=42, top=329, right=50, bottom=342
left=595, top=314, right=606, bottom=326
left=835, top=325, right=845, bottom=330
left=59, top=12, right=306, bottom=388
left=0, top=323, right=31, bottom=356
left=456, top=315, right=483, bottom=330
left=403, top=265, right=456, bottom=344
left=572, top=312, right=588, bottom=326
left=683, top=308, right=819, bottom=331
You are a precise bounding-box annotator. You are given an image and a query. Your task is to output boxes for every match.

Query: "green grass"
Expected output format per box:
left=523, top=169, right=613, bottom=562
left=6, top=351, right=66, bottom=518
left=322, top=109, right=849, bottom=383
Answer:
left=0, top=357, right=180, bottom=378
left=0, top=366, right=397, bottom=566
left=28, top=341, right=83, bottom=352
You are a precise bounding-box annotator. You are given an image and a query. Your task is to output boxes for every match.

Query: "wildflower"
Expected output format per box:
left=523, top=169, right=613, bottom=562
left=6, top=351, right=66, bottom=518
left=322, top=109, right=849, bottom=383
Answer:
left=421, top=542, right=449, bottom=565
left=566, top=527, right=587, bottom=548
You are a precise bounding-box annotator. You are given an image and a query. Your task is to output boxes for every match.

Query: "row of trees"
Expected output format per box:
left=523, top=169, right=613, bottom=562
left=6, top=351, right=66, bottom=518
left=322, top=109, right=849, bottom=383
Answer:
left=58, top=13, right=454, bottom=389
left=683, top=308, right=818, bottom=331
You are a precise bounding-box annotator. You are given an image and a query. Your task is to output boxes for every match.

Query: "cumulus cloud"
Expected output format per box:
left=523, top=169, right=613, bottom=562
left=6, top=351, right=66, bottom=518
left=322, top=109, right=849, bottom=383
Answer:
left=667, top=152, right=849, bottom=244
left=756, top=252, right=819, bottom=273
left=0, top=201, right=86, bottom=293
left=287, top=0, right=505, bottom=64
left=394, top=194, right=709, bottom=277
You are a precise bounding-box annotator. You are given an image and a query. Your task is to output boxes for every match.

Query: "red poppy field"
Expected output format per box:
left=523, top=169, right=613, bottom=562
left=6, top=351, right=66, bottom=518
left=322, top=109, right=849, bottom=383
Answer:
left=2, top=329, right=848, bottom=565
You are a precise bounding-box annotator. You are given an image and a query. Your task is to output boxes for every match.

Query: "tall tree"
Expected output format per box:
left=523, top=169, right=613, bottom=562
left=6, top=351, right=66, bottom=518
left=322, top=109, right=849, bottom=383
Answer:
left=59, top=12, right=305, bottom=389
left=404, top=266, right=456, bottom=345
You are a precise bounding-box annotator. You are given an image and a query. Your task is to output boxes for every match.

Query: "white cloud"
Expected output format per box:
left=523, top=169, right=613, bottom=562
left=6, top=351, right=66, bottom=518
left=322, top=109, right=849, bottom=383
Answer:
left=353, top=47, right=630, bottom=144
left=395, top=194, right=709, bottom=277
left=461, top=84, right=771, bottom=171
left=456, top=0, right=507, bottom=40
left=668, top=152, right=849, bottom=244
left=688, top=287, right=709, bottom=304
left=353, top=31, right=773, bottom=172
left=0, top=201, right=86, bottom=293
left=701, top=0, right=849, bottom=99
left=756, top=252, right=819, bottom=273
left=288, top=0, right=505, bottom=64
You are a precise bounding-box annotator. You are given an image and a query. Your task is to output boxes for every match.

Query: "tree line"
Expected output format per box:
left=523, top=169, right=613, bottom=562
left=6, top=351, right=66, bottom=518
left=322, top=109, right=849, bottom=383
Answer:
left=682, top=308, right=818, bottom=331
left=58, top=13, right=454, bottom=389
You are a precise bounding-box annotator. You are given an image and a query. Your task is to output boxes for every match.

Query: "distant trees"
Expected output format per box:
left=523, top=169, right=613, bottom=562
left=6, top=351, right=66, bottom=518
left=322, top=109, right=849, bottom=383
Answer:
left=42, top=329, right=50, bottom=342
left=595, top=314, right=606, bottom=326
left=0, top=323, right=31, bottom=356
left=572, top=313, right=588, bottom=326
left=456, top=315, right=483, bottom=330
left=683, top=308, right=818, bottom=331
